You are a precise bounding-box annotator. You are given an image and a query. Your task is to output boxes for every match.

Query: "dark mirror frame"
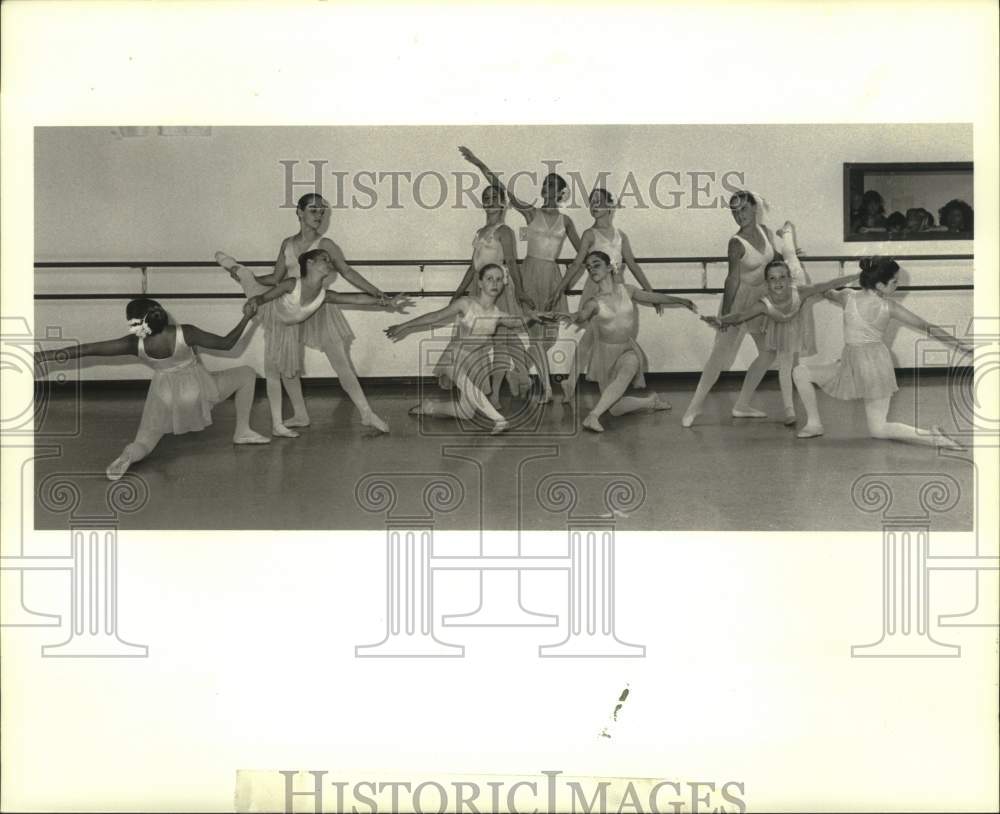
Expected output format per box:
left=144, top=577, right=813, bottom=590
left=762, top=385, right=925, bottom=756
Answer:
left=843, top=161, right=973, bottom=242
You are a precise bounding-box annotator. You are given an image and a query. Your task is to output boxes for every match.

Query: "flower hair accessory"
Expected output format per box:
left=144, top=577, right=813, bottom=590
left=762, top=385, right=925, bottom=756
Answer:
left=127, top=316, right=152, bottom=339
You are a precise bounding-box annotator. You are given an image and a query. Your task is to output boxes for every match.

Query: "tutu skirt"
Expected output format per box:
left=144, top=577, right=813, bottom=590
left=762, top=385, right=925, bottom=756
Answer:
left=299, top=302, right=355, bottom=350
left=810, top=342, right=898, bottom=400
left=137, top=360, right=222, bottom=436
left=765, top=307, right=818, bottom=356
left=581, top=336, right=647, bottom=392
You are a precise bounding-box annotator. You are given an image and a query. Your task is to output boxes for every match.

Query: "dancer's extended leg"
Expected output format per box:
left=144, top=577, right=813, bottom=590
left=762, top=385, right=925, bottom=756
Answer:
left=792, top=363, right=824, bottom=438
left=583, top=353, right=641, bottom=433
left=776, top=350, right=797, bottom=424
left=681, top=326, right=744, bottom=427
left=321, top=339, right=389, bottom=433
left=732, top=331, right=774, bottom=417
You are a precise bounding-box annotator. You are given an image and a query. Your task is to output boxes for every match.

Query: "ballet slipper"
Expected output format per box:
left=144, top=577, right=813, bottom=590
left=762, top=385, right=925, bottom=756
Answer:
left=932, top=425, right=964, bottom=450
left=582, top=413, right=604, bottom=433
left=271, top=423, right=299, bottom=439
left=490, top=419, right=510, bottom=435
left=652, top=394, right=672, bottom=411
left=796, top=424, right=824, bottom=439
left=680, top=410, right=699, bottom=428
left=731, top=406, right=768, bottom=419
left=283, top=415, right=311, bottom=428
left=361, top=410, right=390, bottom=433
left=214, top=251, right=239, bottom=271
left=783, top=408, right=797, bottom=426
left=106, top=449, right=134, bottom=482
left=233, top=430, right=271, bottom=444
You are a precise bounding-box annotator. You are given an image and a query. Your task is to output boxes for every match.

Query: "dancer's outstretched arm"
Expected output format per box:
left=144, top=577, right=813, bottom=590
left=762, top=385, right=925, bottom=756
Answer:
left=798, top=274, right=859, bottom=300
left=321, top=238, right=386, bottom=298
left=245, top=278, right=297, bottom=313
left=325, top=292, right=412, bottom=312
left=554, top=300, right=600, bottom=329
left=35, top=335, right=138, bottom=364
left=890, top=302, right=975, bottom=352
left=619, top=232, right=655, bottom=295
left=459, top=146, right=534, bottom=216
left=631, top=288, right=697, bottom=312
left=702, top=302, right=769, bottom=329
left=182, top=314, right=254, bottom=351
left=252, top=241, right=292, bottom=286
left=385, top=299, right=468, bottom=340
left=551, top=230, right=596, bottom=307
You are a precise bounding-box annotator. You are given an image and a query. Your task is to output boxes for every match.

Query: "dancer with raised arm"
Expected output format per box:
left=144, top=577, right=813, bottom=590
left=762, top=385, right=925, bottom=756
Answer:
left=792, top=256, right=970, bottom=447
left=459, top=147, right=582, bottom=402
left=34, top=298, right=269, bottom=481
left=451, top=183, right=534, bottom=405
left=216, top=192, right=395, bottom=435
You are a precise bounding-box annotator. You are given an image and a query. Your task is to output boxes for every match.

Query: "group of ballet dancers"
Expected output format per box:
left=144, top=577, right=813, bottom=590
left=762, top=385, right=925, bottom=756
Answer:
left=34, top=146, right=974, bottom=480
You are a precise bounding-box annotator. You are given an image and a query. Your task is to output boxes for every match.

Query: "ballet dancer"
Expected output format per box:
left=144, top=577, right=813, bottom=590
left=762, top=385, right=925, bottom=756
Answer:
left=216, top=192, right=394, bottom=435
left=792, top=256, right=971, bottom=447
left=458, top=147, right=582, bottom=400
left=680, top=190, right=803, bottom=428
left=244, top=248, right=412, bottom=324
left=704, top=259, right=858, bottom=425
left=547, top=187, right=661, bottom=402
left=555, top=251, right=698, bottom=432
left=451, top=183, right=534, bottom=405
left=387, top=264, right=546, bottom=434
left=34, top=298, right=269, bottom=481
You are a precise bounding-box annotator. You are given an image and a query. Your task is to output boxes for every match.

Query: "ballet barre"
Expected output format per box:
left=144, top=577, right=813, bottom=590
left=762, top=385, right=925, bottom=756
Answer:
left=34, top=253, right=974, bottom=301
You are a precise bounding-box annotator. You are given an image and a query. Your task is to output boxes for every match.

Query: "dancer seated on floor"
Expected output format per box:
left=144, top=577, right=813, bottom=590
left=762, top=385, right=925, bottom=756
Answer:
left=790, top=256, right=971, bottom=447
left=702, top=259, right=859, bottom=425
left=554, top=251, right=699, bottom=432
left=385, top=264, right=548, bottom=434
left=34, top=298, right=269, bottom=481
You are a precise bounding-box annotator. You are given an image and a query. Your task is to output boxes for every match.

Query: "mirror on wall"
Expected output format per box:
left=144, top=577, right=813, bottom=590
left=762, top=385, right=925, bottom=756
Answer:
left=844, top=162, right=973, bottom=242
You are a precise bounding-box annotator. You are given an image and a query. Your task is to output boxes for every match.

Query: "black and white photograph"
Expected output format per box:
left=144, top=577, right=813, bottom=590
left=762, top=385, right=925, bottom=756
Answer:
left=2, top=2, right=997, bottom=813
left=31, top=124, right=975, bottom=531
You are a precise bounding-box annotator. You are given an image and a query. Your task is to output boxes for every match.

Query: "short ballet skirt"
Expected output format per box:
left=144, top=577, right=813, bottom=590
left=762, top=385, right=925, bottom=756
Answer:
left=810, top=342, right=898, bottom=401
left=765, top=306, right=818, bottom=356
left=522, top=256, right=567, bottom=313
left=137, top=359, right=222, bottom=436
left=581, top=336, right=648, bottom=392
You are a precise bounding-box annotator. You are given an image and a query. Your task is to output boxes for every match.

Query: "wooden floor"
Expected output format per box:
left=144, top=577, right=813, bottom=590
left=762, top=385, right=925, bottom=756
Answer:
left=33, top=373, right=974, bottom=531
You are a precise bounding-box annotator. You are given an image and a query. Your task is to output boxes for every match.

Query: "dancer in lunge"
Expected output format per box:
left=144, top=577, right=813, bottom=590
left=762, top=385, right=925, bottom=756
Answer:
left=216, top=192, right=395, bottom=435
left=34, top=298, right=269, bottom=481
left=791, top=256, right=971, bottom=448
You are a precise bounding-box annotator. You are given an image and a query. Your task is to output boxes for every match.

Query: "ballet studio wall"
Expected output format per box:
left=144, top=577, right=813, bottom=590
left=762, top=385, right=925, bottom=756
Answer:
left=34, top=124, right=973, bottom=381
